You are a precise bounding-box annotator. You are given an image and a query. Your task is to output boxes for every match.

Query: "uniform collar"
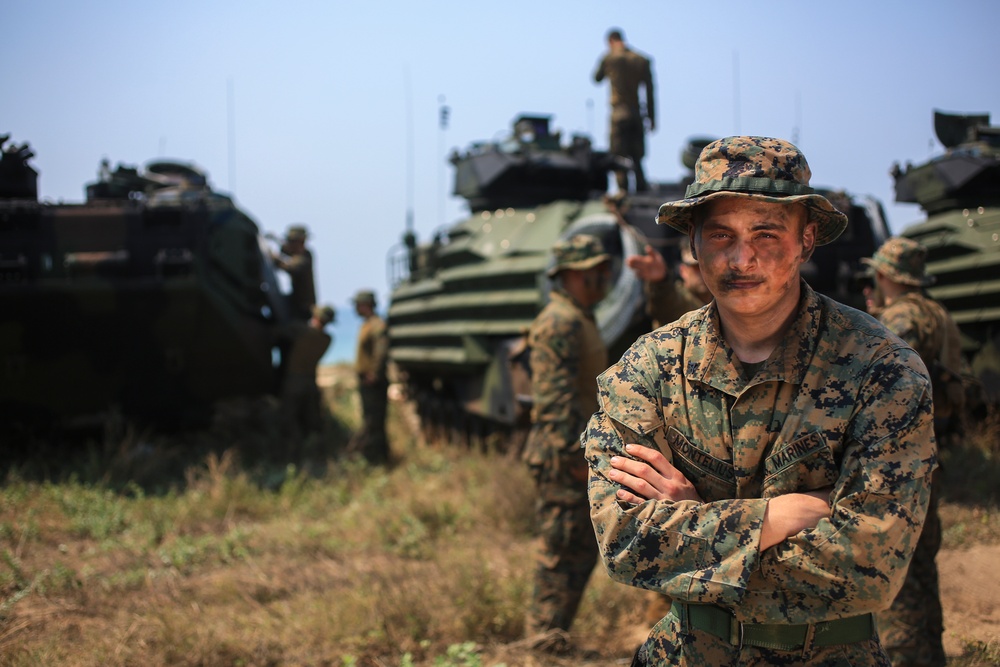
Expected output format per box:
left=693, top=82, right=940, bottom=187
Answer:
left=686, top=281, right=824, bottom=396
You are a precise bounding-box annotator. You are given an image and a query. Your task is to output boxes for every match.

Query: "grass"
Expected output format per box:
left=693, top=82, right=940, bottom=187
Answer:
left=0, top=364, right=998, bottom=666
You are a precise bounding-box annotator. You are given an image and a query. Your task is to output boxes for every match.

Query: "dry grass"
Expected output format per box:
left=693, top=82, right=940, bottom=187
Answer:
left=1, top=366, right=998, bottom=666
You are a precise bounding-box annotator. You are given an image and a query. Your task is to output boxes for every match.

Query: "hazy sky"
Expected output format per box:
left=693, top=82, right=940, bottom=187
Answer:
left=5, top=1, right=998, bottom=360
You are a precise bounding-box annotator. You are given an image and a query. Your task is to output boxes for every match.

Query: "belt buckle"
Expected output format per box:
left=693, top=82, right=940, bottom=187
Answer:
left=729, top=614, right=744, bottom=649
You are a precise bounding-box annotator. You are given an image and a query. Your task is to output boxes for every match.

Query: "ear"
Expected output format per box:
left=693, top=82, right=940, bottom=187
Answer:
left=800, top=221, right=818, bottom=263
left=687, top=229, right=699, bottom=261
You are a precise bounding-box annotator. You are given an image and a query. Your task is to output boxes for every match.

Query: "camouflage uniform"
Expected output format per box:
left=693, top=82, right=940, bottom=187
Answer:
left=594, top=32, right=655, bottom=192
left=523, top=235, right=609, bottom=636
left=584, top=136, right=937, bottom=666
left=353, top=290, right=390, bottom=465
left=645, top=277, right=709, bottom=330
left=865, top=238, right=964, bottom=667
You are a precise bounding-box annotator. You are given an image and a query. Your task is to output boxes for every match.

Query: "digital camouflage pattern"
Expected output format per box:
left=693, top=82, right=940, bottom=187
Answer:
left=546, top=233, right=611, bottom=277
left=656, top=136, right=848, bottom=246
left=872, top=282, right=962, bottom=667
left=876, top=292, right=966, bottom=421
left=862, top=237, right=935, bottom=287
left=584, top=283, right=936, bottom=666
left=523, top=288, right=607, bottom=635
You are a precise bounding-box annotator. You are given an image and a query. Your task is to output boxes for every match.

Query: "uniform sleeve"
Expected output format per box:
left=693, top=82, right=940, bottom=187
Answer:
left=750, top=348, right=935, bottom=620
left=372, top=319, right=389, bottom=375
left=583, top=342, right=769, bottom=609
left=585, top=339, right=935, bottom=621
left=880, top=305, right=923, bottom=353
left=643, top=56, right=655, bottom=126
left=593, top=55, right=607, bottom=83
left=530, top=309, right=584, bottom=449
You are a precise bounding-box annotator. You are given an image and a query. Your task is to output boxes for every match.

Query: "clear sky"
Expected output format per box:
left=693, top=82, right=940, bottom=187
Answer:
left=5, top=1, right=998, bottom=361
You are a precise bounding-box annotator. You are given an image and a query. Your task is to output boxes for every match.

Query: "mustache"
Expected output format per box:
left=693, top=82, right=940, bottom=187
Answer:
left=720, top=271, right=764, bottom=283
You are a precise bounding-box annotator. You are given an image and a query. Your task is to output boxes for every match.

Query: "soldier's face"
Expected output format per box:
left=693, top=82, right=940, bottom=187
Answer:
left=692, top=198, right=815, bottom=322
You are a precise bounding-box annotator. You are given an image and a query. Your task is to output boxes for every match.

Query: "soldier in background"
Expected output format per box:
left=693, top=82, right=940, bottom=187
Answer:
left=272, top=224, right=317, bottom=320
left=522, top=234, right=610, bottom=654
left=351, top=289, right=390, bottom=465
left=593, top=28, right=656, bottom=193
left=627, top=243, right=711, bottom=329
left=280, top=304, right=335, bottom=450
left=863, top=237, right=965, bottom=667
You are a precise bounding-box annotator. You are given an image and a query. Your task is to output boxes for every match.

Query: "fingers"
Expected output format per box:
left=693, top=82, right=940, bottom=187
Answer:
left=608, top=464, right=657, bottom=503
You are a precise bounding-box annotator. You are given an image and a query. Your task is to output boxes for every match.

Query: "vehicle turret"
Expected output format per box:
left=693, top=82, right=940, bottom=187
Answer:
left=896, top=110, right=1000, bottom=400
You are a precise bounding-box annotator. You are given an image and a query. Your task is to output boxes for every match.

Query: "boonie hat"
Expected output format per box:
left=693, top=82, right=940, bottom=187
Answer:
left=656, top=136, right=849, bottom=246
left=312, top=304, right=336, bottom=324
left=547, top=234, right=611, bottom=277
left=285, top=224, right=309, bottom=242
left=862, top=237, right=935, bottom=287
left=352, top=289, right=377, bottom=306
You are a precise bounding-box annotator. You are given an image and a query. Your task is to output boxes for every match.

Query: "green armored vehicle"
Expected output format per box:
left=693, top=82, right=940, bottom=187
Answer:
left=896, top=110, right=1000, bottom=401
left=0, top=135, right=291, bottom=430
left=387, top=115, right=891, bottom=444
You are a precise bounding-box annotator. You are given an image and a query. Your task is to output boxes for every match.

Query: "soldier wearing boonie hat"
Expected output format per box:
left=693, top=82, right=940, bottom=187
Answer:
left=862, top=236, right=936, bottom=287
left=522, top=233, right=611, bottom=650
left=547, top=233, right=611, bottom=277
left=584, top=136, right=936, bottom=666
left=655, top=136, right=848, bottom=245
left=863, top=236, right=961, bottom=667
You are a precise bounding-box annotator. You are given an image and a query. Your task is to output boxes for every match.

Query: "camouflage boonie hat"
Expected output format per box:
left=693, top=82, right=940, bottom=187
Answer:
left=656, top=136, right=849, bottom=246
left=547, top=234, right=611, bottom=277
left=285, top=224, right=308, bottom=242
left=352, top=289, right=377, bottom=306
left=862, top=237, right=936, bottom=287
left=312, top=304, right=336, bottom=324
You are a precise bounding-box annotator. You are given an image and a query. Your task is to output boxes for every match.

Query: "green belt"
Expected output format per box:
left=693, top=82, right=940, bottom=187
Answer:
left=670, top=602, right=876, bottom=651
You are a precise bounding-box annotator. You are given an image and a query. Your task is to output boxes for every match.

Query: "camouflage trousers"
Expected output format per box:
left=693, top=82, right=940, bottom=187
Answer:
left=631, top=611, right=893, bottom=667
left=524, top=473, right=598, bottom=635
left=876, top=471, right=945, bottom=667
left=610, top=115, right=647, bottom=191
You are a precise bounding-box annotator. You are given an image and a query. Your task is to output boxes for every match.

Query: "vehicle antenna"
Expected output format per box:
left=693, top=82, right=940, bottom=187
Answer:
left=227, top=77, right=236, bottom=195
left=438, top=94, right=449, bottom=226
left=405, top=67, right=415, bottom=233
left=732, top=50, right=741, bottom=134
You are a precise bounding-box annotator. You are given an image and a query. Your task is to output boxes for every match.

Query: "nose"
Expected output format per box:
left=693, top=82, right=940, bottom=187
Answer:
left=727, top=238, right=756, bottom=271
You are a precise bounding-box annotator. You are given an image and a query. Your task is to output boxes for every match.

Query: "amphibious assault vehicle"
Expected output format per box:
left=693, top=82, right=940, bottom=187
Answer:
left=386, top=114, right=891, bottom=445
left=896, top=110, right=1000, bottom=401
left=0, top=135, right=291, bottom=431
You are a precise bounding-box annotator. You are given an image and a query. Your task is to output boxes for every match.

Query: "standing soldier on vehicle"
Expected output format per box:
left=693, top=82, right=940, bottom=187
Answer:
left=593, top=28, right=656, bottom=193
left=522, top=234, right=610, bottom=654
left=351, top=289, right=390, bottom=465
left=863, top=237, right=965, bottom=667
left=584, top=136, right=936, bottom=666
left=272, top=224, right=317, bottom=320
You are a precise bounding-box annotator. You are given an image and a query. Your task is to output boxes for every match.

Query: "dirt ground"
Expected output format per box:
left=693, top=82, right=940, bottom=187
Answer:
left=939, top=543, right=1000, bottom=657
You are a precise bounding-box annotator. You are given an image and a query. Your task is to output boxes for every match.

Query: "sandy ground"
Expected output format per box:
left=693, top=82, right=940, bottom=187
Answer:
left=939, top=543, right=1000, bottom=656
